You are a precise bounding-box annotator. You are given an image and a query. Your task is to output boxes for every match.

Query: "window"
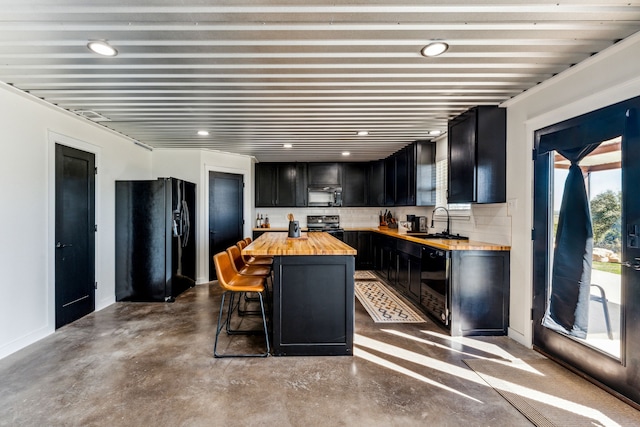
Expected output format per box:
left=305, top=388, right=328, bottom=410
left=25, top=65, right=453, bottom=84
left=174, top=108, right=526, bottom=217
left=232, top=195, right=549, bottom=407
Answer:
left=435, top=159, right=471, bottom=212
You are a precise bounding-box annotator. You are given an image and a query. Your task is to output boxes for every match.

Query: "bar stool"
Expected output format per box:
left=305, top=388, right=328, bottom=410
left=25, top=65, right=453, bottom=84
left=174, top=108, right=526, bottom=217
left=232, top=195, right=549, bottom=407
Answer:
left=226, top=245, right=272, bottom=313
left=227, top=245, right=271, bottom=277
left=213, top=252, right=270, bottom=358
left=237, top=240, right=273, bottom=266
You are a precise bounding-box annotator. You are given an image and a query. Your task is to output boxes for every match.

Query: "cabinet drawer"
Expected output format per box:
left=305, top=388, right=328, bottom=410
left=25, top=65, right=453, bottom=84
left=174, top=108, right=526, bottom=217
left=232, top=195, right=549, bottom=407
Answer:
left=396, top=239, right=421, bottom=258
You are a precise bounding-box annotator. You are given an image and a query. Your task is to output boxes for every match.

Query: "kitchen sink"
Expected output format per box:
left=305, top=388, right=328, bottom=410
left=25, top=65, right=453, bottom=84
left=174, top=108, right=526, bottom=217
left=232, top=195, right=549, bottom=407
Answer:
left=406, top=232, right=469, bottom=240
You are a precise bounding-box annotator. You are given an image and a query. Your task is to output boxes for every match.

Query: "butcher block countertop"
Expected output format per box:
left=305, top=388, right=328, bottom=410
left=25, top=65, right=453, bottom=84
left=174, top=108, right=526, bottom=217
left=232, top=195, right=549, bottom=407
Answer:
left=374, top=227, right=511, bottom=251
left=244, top=232, right=357, bottom=256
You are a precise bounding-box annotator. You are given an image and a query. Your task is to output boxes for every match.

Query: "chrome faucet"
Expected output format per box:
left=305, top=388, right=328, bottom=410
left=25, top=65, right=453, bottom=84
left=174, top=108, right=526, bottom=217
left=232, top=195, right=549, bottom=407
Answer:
left=431, top=206, right=450, bottom=235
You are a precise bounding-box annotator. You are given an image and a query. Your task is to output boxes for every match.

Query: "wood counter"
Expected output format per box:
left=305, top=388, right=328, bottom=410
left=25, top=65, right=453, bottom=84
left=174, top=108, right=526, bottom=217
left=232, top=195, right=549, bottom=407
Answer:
left=244, top=231, right=356, bottom=256
left=372, top=227, right=511, bottom=251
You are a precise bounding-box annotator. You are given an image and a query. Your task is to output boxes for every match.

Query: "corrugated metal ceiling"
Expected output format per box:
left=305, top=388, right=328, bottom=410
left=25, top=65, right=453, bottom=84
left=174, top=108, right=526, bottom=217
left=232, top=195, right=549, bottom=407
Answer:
left=1, top=1, right=639, bottom=161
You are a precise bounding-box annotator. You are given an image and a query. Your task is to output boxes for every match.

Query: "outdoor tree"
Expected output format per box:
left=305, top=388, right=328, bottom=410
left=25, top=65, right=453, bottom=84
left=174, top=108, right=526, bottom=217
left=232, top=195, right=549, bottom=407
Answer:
left=591, top=190, right=622, bottom=253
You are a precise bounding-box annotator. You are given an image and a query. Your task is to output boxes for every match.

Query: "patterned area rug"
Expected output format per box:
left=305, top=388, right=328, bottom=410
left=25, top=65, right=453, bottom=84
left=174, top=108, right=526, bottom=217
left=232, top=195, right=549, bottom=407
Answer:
left=355, top=280, right=426, bottom=323
left=354, top=270, right=377, bottom=280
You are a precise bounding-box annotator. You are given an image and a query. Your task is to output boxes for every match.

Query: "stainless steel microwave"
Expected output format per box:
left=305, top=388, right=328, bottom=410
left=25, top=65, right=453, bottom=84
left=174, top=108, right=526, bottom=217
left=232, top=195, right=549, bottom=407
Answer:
left=308, top=186, right=342, bottom=207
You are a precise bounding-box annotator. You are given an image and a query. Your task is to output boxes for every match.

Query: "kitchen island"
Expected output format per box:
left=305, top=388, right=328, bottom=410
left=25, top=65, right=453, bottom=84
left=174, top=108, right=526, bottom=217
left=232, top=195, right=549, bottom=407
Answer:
left=244, top=232, right=356, bottom=356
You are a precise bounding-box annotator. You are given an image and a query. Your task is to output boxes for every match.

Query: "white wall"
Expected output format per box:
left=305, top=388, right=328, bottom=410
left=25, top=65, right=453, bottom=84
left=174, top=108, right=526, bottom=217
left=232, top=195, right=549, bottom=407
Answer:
left=504, top=31, right=640, bottom=346
left=0, top=83, right=153, bottom=359
left=152, top=149, right=255, bottom=284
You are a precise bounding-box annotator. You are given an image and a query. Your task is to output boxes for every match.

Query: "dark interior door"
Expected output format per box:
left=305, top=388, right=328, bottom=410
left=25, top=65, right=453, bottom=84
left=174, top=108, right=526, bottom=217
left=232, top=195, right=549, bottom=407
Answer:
left=209, top=171, right=243, bottom=280
left=532, top=98, right=640, bottom=406
left=55, top=144, right=95, bottom=328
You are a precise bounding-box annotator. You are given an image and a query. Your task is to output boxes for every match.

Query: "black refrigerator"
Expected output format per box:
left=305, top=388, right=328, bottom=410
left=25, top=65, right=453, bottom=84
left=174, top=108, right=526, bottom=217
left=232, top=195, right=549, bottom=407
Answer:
left=115, top=178, right=196, bottom=302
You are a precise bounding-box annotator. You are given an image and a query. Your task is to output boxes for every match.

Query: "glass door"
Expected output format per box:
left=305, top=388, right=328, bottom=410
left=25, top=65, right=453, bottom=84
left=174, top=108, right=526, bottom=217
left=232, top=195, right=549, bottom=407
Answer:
left=552, top=137, right=622, bottom=359
left=532, top=99, right=640, bottom=406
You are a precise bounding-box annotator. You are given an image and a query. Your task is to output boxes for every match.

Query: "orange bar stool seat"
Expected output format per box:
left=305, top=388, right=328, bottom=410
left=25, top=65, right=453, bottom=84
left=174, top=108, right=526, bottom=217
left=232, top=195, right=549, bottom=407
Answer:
left=237, top=240, right=273, bottom=266
left=227, top=245, right=271, bottom=277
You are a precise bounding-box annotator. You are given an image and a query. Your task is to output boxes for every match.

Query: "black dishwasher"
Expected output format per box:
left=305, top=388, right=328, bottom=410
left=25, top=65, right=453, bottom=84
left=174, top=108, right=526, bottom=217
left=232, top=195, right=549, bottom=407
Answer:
left=420, top=246, right=450, bottom=326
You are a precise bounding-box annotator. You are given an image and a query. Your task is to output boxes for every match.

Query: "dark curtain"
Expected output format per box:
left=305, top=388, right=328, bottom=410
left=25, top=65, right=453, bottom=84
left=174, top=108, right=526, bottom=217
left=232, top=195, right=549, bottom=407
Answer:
left=538, top=111, right=625, bottom=338
left=542, top=144, right=599, bottom=338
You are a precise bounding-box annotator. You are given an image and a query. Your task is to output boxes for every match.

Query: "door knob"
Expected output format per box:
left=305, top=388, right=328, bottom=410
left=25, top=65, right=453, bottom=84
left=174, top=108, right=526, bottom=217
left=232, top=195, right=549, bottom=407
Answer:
left=621, top=257, right=640, bottom=271
left=55, top=242, right=72, bottom=248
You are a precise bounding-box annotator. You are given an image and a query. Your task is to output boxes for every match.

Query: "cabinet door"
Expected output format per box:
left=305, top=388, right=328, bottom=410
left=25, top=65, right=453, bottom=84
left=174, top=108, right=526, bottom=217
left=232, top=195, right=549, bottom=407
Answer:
left=343, top=231, right=358, bottom=248
left=295, top=163, right=308, bottom=206
left=357, top=231, right=373, bottom=269
left=275, top=163, right=296, bottom=206
left=383, top=237, right=398, bottom=284
left=308, top=162, right=342, bottom=186
left=395, top=148, right=410, bottom=206
left=397, top=251, right=409, bottom=291
left=416, top=141, right=436, bottom=206
left=368, top=160, right=385, bottom=206
left=476, top=107, right=506, bottom=203
left=384, top=156, right=396, bottom=206
left=407, top=255, right=421, bottom=301
left=406, top=144, right=417, bottom=206
left=255, top=163, right=276, bottom=207
left=372, top=234, right=384, bottom=275
left=448, top=110, right=477, bottom=203
left=342, top=163, right=368, bottom=206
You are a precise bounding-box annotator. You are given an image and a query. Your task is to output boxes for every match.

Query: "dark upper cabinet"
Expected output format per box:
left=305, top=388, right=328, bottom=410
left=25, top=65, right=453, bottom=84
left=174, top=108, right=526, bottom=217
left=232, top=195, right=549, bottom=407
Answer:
left=342, top=162, right=368, bottom=206
left=256, top=142, right=435, bottom=208
left=416, top=141, right=436, bottom=206
left=255, top=162, right=306, bottom=207
left=394, top=145, right=417, bottom=206
left=294, top=163, right=308, bottom=206
left=275, top=163, right=296, bottom=206
left=448, top=106, right=506, bottom=204
left=308, top=162, right=342, bottom=186
left=368, top=160, right=385, bottom=206
left=255, top=163, right=277, bottom=207
left=384, top=156, right=396, bottom=206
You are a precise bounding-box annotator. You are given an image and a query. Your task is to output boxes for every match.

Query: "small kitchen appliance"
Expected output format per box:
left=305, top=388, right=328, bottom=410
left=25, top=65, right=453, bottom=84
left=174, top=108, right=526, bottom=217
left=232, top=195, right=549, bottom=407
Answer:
left=413, top=216, right=428, bottom=232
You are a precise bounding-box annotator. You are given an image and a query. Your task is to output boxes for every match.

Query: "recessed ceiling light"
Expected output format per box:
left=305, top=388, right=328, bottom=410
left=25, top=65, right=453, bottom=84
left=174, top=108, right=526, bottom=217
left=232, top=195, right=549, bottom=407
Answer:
left=428, top=130, right=442, bottom=136
left=87, top=40, right=118, bottom=57
left=357, top=131, right=369, bottom=136
left=283, top=143, right=293, bottom=148
left=421, top=42, right=449, bottom=57
left=342, top=151, right=350, bottom=156
left=197, top=130, right=209, bottom=136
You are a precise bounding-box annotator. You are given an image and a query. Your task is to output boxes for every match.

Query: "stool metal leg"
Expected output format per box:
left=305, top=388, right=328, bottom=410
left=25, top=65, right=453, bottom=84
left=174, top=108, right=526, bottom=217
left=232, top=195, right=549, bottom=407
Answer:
left=214, top=290, right=270, bottom=358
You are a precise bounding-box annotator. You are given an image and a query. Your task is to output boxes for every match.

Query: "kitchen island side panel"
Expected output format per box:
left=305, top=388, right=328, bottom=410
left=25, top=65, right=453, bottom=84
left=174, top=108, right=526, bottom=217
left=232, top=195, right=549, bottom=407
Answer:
left=272, top=255, right=355, bottom=356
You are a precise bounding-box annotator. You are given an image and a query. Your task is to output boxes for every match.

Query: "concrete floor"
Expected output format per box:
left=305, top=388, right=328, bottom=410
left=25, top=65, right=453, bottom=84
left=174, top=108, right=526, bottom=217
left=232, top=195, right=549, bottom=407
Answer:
left=0, top=282, right=544, bottom=426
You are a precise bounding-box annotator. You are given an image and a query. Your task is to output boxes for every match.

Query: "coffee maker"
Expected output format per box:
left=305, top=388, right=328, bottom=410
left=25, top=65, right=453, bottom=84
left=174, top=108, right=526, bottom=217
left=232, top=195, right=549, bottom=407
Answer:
left=412, top=216, right=428, bottom=232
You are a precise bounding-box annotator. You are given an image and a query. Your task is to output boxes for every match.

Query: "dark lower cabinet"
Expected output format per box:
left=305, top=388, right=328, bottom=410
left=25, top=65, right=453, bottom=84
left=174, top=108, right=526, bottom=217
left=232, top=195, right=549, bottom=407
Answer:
left=449, top=250, right=510, bottom=336
left=373, top=232, right=510, bottom=337
left=253, top=230, right=267, bottom=240
left=396, top=240, right=421, bottom=300
left=272, top=255, right=354, bottom=356
left=344, top=231, right=374, bottom=269
left=357, top=231, right=373, bottom=269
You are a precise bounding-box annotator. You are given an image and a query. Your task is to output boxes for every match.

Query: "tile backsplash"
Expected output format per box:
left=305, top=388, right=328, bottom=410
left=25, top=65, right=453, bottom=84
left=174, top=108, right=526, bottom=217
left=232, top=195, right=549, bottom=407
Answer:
left=254, top=203, right=511, bottom=246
